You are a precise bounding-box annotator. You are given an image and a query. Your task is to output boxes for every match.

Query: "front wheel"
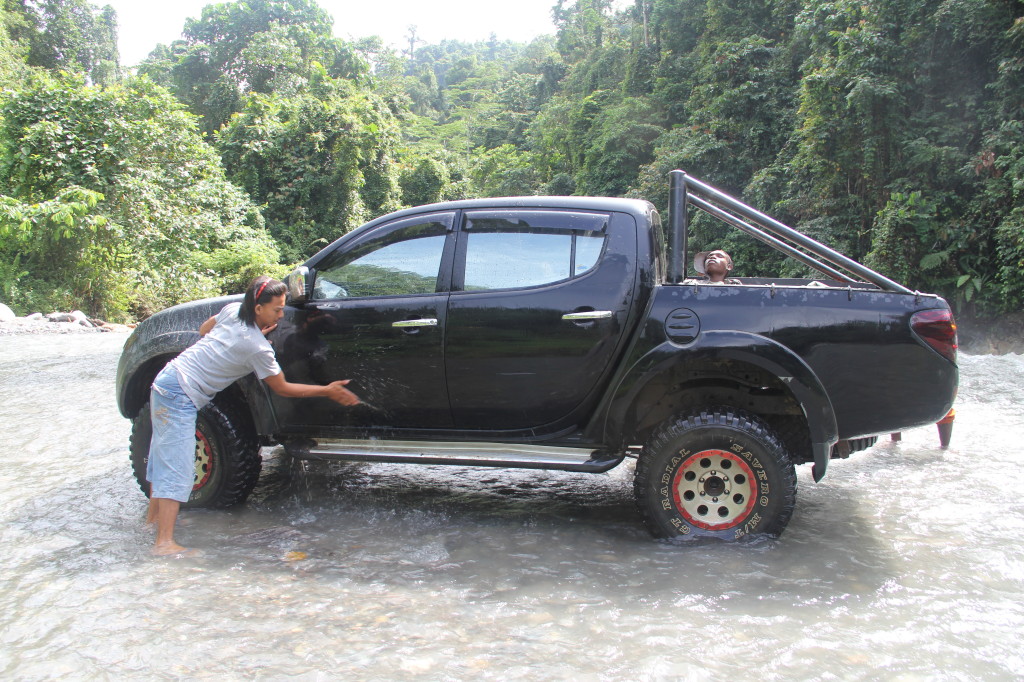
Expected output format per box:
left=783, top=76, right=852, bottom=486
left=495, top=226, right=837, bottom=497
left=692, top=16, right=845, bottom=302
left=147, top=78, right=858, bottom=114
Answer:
left=129, top=397, right=262, bottom=508
left=634, top=408, right=797, bottom=540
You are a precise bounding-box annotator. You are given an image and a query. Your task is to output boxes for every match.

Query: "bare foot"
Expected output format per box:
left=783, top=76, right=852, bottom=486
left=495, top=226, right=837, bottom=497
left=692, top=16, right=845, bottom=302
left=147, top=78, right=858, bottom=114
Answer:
left=152, top=541, right=202, bottom=557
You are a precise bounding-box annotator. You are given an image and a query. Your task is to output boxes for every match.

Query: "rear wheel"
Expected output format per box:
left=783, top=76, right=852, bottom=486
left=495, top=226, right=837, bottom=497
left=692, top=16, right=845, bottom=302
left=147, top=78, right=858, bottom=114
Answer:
left=634, top=408, right=797, bottom=540
left=129, top=397, right=262, bottom=508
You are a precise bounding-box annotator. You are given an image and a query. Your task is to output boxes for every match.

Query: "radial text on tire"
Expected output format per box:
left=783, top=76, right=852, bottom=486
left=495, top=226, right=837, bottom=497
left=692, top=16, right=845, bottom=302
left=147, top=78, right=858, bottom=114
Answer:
left=634, top=408, right=797, bottom=540
left=129, top=396, right=262, bottom=508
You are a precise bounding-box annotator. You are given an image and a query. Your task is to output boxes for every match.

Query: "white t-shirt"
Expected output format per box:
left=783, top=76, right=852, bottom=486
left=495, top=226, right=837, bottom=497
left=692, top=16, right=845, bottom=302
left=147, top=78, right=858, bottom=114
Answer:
left=170, top=302, right=282, bottom=408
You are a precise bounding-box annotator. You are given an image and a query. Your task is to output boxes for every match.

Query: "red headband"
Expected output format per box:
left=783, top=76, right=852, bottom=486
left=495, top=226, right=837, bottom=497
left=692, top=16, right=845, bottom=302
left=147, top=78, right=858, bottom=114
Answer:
left=254, top=280, right=269, bottom=302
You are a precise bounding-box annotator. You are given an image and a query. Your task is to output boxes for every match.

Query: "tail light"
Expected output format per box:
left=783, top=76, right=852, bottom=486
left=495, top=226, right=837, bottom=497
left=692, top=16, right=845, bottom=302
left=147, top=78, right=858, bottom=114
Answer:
left=911, top=309, right=958, bottom=363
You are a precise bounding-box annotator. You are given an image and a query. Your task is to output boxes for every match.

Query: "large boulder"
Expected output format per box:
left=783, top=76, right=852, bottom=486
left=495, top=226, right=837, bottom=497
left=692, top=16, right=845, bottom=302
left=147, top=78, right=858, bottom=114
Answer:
left=0, top=302, right=15, bottom=322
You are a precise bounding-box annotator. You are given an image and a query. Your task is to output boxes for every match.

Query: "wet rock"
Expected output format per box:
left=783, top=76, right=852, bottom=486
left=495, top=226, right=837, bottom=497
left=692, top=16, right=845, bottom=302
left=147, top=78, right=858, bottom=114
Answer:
left=0, top=302, right=13, bottom=322
left=91, top=319, right=133, bottom=333
left=47, top=310, right=92, bottom=326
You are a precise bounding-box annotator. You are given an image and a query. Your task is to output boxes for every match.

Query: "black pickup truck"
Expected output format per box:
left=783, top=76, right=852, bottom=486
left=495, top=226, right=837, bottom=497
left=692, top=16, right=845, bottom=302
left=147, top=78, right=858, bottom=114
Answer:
left=115, top=171, right=958, bottom=540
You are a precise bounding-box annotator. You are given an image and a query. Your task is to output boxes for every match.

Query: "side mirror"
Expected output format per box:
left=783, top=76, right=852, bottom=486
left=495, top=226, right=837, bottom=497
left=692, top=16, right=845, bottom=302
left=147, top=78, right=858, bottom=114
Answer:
left=285, top=265, right=310, bottom=304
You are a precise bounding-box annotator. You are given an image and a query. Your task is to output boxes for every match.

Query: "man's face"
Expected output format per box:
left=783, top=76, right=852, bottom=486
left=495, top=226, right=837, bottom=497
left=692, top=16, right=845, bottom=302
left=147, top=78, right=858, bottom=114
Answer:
left=704, top=250, right=733, bottom=280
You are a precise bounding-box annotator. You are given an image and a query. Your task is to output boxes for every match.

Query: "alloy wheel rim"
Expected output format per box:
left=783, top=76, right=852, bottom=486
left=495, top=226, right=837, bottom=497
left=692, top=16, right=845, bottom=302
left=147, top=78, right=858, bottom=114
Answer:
left=671, top=449, right=757, bottom=530
left=193, top=430, right=213, bottom=490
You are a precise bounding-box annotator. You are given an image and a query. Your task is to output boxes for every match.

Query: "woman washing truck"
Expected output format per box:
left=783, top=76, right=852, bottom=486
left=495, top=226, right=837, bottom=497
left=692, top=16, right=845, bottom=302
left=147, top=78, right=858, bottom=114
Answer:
left=145, top=276, right=360, bottom=556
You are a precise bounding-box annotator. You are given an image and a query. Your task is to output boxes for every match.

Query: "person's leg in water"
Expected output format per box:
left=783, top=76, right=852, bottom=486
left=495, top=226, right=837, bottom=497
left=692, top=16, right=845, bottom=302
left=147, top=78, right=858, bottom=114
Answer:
left=146, top=367, right=199, bottom=555
left=147, top=495, right=192, bottom=528
left=152, top=498, right=186, bottom=555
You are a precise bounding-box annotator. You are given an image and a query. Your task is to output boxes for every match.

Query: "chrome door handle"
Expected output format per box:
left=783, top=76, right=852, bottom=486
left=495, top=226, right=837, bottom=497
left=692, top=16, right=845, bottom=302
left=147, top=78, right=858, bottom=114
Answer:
left=392, top=318, right=438, bottom=328
left=561, top=311, right=613, bottom=321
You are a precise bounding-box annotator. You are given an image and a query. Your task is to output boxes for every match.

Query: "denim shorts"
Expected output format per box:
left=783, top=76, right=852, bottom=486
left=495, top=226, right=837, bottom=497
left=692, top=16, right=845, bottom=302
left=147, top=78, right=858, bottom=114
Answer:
left=147, top=365, right=199, bottom=503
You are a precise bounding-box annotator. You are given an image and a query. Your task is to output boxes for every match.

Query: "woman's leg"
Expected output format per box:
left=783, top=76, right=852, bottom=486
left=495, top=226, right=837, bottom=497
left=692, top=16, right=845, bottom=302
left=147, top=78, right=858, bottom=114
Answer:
left=146, top=367, right=199, bottom=555
left=152, top=498, right=185, bottom=555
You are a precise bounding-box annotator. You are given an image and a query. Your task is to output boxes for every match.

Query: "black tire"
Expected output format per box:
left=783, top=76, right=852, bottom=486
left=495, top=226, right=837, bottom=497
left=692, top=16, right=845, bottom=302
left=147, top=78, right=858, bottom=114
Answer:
left=129, top=397, right=262, bottom=508
left=634, top=408, right=797, bottom=540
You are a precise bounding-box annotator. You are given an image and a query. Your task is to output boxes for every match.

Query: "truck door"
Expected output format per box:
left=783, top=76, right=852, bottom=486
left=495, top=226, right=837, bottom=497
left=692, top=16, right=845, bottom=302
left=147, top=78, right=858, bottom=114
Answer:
left=445, top=209, right=637, bottom=430
left=271, top=212, right=456, bottom=430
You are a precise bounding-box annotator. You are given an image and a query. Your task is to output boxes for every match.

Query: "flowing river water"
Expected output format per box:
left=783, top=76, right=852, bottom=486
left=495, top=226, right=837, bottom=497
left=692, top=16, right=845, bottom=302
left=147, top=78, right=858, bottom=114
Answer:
left=1, top=331, right=1022, bottom=680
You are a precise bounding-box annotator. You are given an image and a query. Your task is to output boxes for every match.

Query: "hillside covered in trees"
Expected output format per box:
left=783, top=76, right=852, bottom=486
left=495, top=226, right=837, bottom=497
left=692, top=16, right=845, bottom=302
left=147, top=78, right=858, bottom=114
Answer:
left=0, top=0, right=1020, bottom=323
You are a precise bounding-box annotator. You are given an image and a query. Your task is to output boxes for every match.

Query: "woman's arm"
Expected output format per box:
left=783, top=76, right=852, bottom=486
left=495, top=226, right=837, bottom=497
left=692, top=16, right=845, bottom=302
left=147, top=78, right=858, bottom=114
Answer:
left=198, top=315, right=217, bottom=337
left=263, top=373, right=360, bottom=406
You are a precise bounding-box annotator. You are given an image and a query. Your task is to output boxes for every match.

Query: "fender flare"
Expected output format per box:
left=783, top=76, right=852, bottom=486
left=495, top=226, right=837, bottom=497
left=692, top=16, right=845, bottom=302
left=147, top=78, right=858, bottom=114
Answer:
left=116, top=329, right=200, bottom=419
left=605, top=330, right=839, bottom=481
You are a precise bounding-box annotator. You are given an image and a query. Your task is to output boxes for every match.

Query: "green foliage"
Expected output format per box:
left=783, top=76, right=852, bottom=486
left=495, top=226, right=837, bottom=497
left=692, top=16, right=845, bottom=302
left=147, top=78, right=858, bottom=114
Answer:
left=988, top=121, right=1024, bottom=312
left=400, top=157, right=450, bottom=206
left=12, top=0, right=119, bottom=83
left=0, top=184, right=106, bottom=311
left=468, top=144, right=544, bottom=197
left=0, top=252, right=27, bottom=301
left=216, top=78, right=402, bottom=262
left=575, top=96, right=663, bottom=195
left=0, top=73, right=276, bottom=320
left=194, top=232, right=289, bottom=296
left=553, top=0, right=616, bottom=61
left=138, top=0, right=368, bottom=136
left=776, top=0, right=1019, bottom=307
left=0, top=4, right=30, bottom=87
left=865, top=190, right=937, bottom=288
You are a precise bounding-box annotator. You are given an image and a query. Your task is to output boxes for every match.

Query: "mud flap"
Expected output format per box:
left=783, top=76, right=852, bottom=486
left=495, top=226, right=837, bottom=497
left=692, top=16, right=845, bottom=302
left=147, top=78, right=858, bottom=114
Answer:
left=811, top=440, right=834, bottom=482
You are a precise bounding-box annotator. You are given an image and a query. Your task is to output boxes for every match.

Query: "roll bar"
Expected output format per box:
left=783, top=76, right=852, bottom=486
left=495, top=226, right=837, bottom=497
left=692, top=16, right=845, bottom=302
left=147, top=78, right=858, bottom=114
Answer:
left=667, top=170, right=912, bottom=294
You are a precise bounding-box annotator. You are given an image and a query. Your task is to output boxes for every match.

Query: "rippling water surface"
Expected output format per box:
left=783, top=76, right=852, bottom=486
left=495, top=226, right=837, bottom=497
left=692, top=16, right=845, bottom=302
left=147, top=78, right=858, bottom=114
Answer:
left=1, top=333, right=1022, bottom=680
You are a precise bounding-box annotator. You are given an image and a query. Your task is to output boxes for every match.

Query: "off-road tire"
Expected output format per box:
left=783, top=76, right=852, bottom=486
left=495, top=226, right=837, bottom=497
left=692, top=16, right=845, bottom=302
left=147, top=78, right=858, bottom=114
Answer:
left=129, top=396, right=262, bottom=508
left=634, top=407, right=797, bottom=540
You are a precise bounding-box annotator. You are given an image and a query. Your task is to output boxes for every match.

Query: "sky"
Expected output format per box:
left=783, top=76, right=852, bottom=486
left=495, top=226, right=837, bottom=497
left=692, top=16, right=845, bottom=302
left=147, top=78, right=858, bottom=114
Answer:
left=101, top=0, right=565, bottom=67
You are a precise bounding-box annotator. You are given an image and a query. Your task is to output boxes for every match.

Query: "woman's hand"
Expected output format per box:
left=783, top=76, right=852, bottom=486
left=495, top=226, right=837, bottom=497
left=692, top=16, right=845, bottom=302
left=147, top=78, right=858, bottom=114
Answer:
left=260, top=322, right=278, bottom=336
left=263, top=373, right=360, bottom=406
left=324, top=379, right=360, bottom=406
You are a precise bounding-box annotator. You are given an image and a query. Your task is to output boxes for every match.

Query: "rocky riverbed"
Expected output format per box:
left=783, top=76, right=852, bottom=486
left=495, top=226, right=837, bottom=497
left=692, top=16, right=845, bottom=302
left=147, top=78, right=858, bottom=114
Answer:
left=0, top=303, right=133, bottom=336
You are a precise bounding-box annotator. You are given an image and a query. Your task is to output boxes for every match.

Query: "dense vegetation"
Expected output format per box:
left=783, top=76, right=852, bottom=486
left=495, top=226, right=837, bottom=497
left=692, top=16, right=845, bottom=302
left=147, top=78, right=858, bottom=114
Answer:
left=0, top=0, right=1020, bottom=322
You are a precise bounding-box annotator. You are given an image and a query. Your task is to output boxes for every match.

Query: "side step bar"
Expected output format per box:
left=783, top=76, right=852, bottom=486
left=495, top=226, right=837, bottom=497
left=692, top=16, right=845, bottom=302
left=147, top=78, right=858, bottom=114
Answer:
left=284, top=439, right=623, bottom=473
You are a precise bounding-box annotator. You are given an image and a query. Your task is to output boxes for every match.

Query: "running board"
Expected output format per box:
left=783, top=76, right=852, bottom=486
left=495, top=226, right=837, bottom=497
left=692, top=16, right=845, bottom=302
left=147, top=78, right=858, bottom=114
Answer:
left=283, top=439, right=623, bottom=473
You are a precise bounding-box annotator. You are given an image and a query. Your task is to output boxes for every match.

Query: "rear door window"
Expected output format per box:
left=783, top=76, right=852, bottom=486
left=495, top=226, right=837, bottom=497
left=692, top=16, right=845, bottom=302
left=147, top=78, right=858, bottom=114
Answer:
left=459, top=210, right=608, bottom=291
